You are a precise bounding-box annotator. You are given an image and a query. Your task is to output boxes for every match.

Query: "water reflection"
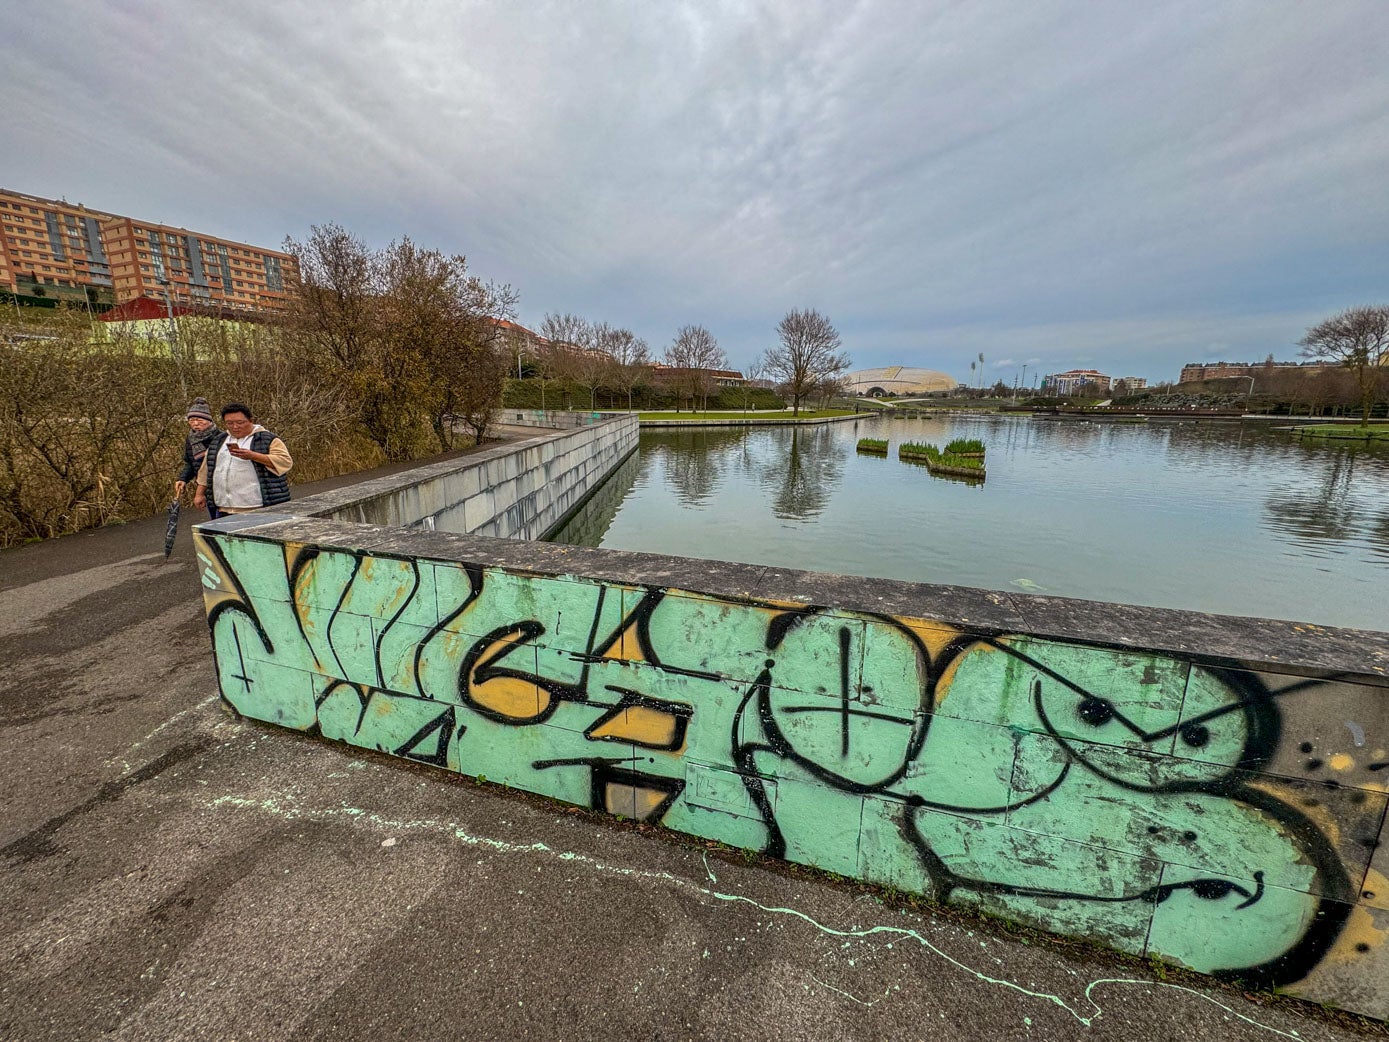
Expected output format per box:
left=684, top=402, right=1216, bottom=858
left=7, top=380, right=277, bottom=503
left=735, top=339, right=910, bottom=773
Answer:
left=549, top=416, right=1389, bottom=629
left=1264, top=449, right=1389, bottom=558
left=651, top=429, right=742, bottom=506
left=553, top=449, right=641, bottom=548
left=759, top=425, right=842, bottom=521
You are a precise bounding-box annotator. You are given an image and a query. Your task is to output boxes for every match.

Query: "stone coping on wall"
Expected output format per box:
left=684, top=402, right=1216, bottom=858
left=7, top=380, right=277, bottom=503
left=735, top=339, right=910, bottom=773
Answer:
left=285, top=416, right=636, bottom=524
left=197, top=510, right=1389, bottom=687
left=639, top=413, right=864, bottom=428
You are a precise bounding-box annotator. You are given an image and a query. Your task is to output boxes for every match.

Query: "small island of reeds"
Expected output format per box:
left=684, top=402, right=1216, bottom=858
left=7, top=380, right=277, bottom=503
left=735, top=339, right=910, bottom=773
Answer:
left=943, top=437, right=986, bottom=458
left=856, top=437, right=889, bottom=454
left=899, top=441, right=987, bottom=479
left=1294, top=424, right=1389, bottom=441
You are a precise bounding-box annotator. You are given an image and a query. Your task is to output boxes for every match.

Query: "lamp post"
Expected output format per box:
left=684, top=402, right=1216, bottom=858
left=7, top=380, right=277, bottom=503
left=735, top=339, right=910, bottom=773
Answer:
left=1241, top=375, right=1255, bottom=412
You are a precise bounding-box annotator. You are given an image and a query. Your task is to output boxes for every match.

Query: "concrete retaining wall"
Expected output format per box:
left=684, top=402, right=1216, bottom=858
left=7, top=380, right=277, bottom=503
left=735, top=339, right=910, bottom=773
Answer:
left=497, top=408, right=613, bottom=429
left=193, top=460, right=1389, bottom=1020
left=285, top=414, right=638, bottom=541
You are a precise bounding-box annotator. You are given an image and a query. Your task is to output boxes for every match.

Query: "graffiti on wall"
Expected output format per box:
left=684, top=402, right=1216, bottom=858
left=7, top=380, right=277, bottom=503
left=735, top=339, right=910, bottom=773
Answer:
left=196, top=530, right=1388, bottom=996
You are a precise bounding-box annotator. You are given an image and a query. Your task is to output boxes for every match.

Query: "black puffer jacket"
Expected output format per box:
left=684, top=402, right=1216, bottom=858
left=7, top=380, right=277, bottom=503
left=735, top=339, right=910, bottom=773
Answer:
left=202, top=430, right=292, bottom=513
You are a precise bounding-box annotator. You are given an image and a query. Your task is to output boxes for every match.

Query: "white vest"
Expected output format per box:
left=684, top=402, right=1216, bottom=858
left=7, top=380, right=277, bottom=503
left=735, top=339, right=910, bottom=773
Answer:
left=213, top=428, right=266, bottom=508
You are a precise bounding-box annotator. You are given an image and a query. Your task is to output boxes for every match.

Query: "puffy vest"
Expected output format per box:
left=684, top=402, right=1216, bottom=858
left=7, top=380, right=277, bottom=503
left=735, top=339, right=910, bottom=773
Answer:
left=204, top=429, right=291, bottom=512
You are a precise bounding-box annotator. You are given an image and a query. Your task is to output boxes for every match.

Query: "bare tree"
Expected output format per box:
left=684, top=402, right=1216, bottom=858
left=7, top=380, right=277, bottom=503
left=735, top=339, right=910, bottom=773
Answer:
left=595, top=324, right=652, bottom=411
left=562, top=320, right=618, bottom=410
left=664, top=324, right=727, bottom=412
left=283, top=224, right=377, bottom=371
left=539, top=312, right=593, bottom=410
left=1299, top=306, right=1389, bottom=427
left=740, top=357, right=767, bottom=413
left=763, top=308, right=849, bottom=416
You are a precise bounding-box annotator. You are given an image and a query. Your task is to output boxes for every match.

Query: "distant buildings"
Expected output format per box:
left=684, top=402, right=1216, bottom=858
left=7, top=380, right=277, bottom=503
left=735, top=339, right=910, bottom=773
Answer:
left=650, top=364, right=746, bottom=389
left=1041, top=369, right=1111, bottom=395
left=0, top=188, right=296, bottom=314
left=1179, top=361, right=1331, bottom=383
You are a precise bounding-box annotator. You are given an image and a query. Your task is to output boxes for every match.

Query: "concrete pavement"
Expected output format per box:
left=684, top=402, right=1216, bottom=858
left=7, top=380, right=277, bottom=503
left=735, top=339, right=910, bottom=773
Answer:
left=2, top=458, right=1386, bottom=1042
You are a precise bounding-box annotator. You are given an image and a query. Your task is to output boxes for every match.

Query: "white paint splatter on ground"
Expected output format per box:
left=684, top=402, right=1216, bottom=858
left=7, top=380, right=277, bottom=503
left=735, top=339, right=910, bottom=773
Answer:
left=206, top=789, right=1311, bottom=1039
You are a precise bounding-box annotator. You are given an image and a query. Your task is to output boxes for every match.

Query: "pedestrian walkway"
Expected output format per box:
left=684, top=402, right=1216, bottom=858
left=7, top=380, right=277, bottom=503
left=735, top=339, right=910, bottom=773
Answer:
left=1, top=455, right=1382, bottom=1042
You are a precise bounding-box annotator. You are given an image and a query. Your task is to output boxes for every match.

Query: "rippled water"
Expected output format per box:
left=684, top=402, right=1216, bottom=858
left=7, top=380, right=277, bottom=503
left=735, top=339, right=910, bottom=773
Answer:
left=548, top=415, right=1389, bottom=631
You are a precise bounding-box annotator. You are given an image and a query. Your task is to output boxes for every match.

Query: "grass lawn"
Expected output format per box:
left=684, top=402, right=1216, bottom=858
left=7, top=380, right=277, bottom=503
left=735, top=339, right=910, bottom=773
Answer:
left=638, top=409, right=857, bottom=421
left=1295, top=424, right=1389, bottom=440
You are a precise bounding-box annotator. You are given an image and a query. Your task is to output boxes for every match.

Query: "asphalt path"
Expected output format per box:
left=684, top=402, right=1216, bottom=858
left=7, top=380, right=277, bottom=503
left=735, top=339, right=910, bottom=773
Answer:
left=2, top=446, right=1385, bottom=1042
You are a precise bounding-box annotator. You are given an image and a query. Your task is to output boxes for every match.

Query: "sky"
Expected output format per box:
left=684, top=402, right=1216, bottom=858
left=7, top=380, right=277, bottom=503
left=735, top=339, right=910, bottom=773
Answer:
left=5, top=1, right=1387, bottom=384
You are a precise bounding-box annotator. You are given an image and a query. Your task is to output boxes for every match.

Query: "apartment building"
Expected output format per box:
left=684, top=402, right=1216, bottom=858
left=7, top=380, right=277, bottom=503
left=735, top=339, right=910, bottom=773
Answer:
left=0, top=191, right=117, bottom=307
left=1179, top=360, right=1330, bottom=383
left=0, top=188, right=296, bottom=314
left=1040, top=368, right=1111, bottom=395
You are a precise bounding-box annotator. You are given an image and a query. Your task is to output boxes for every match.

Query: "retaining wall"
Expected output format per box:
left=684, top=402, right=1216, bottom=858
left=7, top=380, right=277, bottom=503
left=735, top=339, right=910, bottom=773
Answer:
left=194, top=449, right=1389, bottom=1020
left=497, top=408, right=613, bottom=430
left=288, top=414, right=637, bottom=540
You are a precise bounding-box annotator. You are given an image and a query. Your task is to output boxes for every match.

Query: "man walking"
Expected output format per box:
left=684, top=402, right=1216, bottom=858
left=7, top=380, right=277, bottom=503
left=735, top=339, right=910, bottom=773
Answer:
left=193, top=402, right=293, bottom=515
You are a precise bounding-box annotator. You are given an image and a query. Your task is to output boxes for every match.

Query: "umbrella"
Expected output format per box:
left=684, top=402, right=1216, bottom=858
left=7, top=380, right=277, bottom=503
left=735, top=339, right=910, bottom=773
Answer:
left=164, top=498, right=181, bottom=558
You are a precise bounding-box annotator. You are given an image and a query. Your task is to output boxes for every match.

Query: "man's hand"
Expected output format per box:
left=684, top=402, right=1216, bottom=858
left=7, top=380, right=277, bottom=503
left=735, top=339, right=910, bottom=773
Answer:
left=174, top=480, right=186, bottom=497
left=194, top=487, right=206, bottom=509
left=227, top=444, right=265, bottom=463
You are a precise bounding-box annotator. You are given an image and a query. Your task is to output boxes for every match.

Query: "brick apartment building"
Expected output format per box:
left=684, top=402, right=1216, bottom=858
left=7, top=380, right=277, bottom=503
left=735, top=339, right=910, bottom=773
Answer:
left=1179, top=360, right=1331, bottom=383
left=0, top=188, right=296, bottom=314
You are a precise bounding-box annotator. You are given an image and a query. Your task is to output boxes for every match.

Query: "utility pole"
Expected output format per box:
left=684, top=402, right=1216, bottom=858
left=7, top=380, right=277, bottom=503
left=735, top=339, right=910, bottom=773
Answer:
left=156, top=276, right=177, bottom=346
left=157, top=275, right=188, bottom=397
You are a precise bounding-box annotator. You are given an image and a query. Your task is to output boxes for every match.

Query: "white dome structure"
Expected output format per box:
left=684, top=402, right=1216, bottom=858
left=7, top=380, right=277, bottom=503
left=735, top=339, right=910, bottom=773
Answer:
left=845, top=366, right=958, bottom=396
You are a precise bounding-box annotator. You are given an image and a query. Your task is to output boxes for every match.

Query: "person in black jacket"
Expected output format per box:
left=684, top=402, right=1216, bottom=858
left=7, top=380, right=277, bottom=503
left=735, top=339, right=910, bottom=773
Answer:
left=174, top=397, right=223, bottom=518
left=193, top=402, right=294, bottom=516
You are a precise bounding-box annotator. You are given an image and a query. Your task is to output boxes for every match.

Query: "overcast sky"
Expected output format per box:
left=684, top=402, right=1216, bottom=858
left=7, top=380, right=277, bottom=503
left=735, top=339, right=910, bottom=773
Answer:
left=6, top=1, right=1387, bottom=382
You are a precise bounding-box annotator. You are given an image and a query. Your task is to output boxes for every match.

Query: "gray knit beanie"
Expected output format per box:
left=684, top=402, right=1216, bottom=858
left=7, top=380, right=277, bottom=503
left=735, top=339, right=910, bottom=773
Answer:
left=186, top=397, right=214, bottom=422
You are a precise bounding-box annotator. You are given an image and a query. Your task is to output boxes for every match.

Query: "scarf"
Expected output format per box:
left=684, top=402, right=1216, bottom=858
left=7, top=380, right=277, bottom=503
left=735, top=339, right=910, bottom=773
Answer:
left=187, top=424, right=222, bottom=464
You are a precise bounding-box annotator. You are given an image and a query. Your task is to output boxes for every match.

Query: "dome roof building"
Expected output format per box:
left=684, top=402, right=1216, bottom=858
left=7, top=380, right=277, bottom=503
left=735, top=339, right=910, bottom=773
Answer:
left=845, top=366, right=958, bottom=396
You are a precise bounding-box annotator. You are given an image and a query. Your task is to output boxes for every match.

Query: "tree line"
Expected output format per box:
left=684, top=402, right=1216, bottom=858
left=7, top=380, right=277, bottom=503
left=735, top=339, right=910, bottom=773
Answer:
left=521, top=306, right=852, bottom=416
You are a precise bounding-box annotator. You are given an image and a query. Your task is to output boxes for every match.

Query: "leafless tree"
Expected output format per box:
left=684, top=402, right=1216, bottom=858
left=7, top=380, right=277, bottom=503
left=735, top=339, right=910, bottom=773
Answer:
left=283, top=224, right=377, bottom=370
left=540, top=312, right=593, bottom=410
left=740, top=357, right=767, bottom=413
left=763, top=308, right=849, bottom=416
left=1300, top=306, right=1389, bottom=426
left=595, top=324, right=652, bottom=411
left=664, top=324, right=727, bottom=412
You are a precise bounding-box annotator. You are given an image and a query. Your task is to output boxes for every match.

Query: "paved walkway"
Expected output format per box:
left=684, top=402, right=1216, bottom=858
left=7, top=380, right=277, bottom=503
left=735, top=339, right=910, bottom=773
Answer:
left=1, top=453, right=1385, bottom=1041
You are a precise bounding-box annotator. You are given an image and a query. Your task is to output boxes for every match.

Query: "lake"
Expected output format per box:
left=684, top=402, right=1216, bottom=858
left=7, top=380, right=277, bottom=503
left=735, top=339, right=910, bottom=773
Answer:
left=548, top=414, right=1389, bottom=632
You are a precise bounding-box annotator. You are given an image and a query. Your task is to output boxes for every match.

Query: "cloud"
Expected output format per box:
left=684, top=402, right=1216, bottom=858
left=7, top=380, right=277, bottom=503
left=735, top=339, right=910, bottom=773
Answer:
left=5, top=0, right=1388, bottom=380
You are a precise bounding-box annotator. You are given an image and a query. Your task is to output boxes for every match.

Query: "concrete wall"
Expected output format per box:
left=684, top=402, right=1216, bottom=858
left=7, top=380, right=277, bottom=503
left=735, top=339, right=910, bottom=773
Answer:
left=285, top=414, right=638, bottom=541
left=193, top=505, right=1389, bottom=1020
left=497, top=408, right=613, bottom=429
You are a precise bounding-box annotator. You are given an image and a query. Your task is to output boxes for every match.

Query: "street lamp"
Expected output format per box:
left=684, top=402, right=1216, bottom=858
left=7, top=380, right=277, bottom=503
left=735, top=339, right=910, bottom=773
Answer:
left=1241, top=375, right=1255, bottom=412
